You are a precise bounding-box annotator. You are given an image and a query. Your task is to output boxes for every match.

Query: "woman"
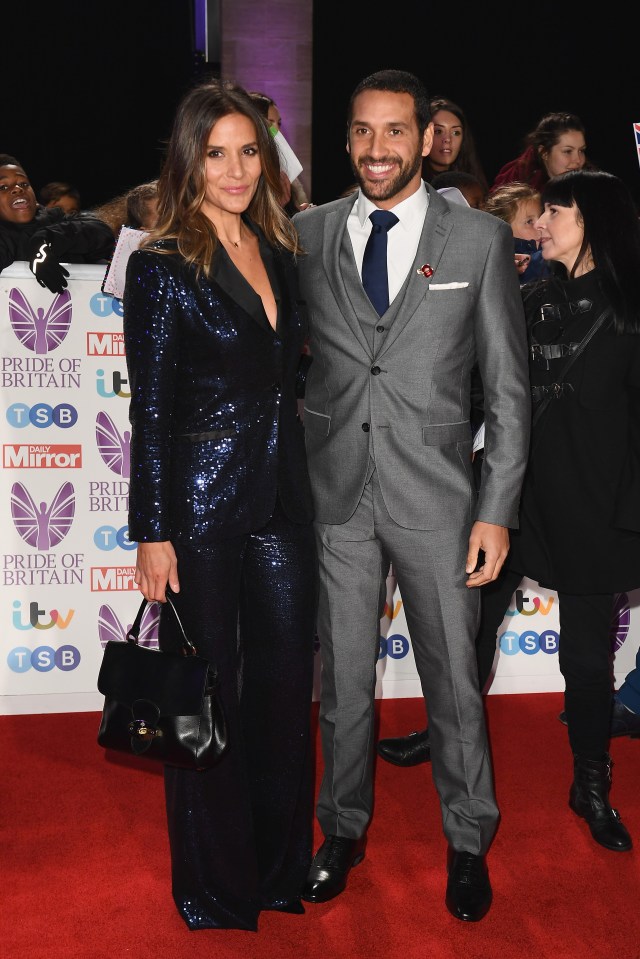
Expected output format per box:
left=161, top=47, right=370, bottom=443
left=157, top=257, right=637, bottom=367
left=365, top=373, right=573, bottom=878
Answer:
left=122, top=79, right=318, bottom=930
left=490, top=112, right=588, bottom=193
left=422, top=96, right=488, bottom=192
left=478, top=169, right=640, bottom=852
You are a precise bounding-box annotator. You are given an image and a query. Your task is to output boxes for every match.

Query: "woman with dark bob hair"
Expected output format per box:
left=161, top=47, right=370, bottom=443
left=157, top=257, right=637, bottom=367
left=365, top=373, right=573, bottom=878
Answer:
left=477, top=169, right=640, bottom=853
left=122, top=79, right=318, bottom=931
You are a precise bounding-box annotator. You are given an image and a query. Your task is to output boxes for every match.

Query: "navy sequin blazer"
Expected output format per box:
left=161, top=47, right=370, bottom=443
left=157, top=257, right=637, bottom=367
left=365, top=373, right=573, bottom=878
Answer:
left=123, top=224, right=313, bottom=545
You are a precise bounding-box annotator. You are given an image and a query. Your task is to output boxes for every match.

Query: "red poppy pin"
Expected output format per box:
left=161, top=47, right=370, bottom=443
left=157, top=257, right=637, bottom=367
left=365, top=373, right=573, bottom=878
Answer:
left=417, top=263, right=433, bottom=278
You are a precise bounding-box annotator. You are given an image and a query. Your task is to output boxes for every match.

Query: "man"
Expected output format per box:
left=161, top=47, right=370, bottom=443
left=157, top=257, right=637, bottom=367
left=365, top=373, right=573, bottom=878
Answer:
left=293, top=70, right=530, bottom=922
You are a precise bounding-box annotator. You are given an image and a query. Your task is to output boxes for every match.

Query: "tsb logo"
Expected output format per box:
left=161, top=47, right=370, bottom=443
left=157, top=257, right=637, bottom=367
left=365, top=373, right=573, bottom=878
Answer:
left=378, top=633, right=410, bottom=660
left=500, top=629, right=559, bottom=655
left=94, top=525, right=136, bottom=551
left=7, top=402, right=78, bottom=429
left=90, top=293, right=123, bottom=317
left=8, top=645, right=81, bottom=672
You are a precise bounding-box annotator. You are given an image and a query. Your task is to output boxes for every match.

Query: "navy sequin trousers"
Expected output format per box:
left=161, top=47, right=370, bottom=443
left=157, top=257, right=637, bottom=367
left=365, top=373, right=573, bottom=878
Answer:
left=159, top=500, right=317, bottom=931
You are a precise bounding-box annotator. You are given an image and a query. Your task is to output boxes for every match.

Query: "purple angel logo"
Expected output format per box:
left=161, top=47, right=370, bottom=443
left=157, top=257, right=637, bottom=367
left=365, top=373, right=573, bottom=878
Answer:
left=8, top=289, right=72, bottom=354
left=98, top=603, right=160, bottom=649
left=11, top=481, right=75, bottom=549
left=96, top=411, right=130, bottom=477
left=610, top=592, right=630, bottom=652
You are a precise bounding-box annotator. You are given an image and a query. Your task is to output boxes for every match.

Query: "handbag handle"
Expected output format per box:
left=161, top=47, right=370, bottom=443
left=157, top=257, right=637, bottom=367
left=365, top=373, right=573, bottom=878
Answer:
left=127, top=592, right=197, bottom=657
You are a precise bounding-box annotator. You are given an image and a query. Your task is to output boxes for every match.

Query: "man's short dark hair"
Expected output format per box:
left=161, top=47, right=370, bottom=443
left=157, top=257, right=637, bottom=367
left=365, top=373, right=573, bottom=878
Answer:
left=0, top=153, right=23, bottom=168
left=347, top=70, right=431, bottom=137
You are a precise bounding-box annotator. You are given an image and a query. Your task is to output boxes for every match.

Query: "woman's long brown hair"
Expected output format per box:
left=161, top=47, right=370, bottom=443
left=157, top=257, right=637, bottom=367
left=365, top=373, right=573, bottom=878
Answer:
left=142, top=79, right=301, bottom=274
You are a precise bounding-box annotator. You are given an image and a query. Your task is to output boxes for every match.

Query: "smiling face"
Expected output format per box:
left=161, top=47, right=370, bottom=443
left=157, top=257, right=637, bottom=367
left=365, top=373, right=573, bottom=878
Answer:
left=540, top=131, right=587, bottom=178
left=536, top=201, right=587, bottom=272
left=200, top=112, right=263, bottom=224
left=428, top=109, right=463, bottom=172
left=347, top=89, right=432, bottom=207
left=0, top=164, right=38, bottom=223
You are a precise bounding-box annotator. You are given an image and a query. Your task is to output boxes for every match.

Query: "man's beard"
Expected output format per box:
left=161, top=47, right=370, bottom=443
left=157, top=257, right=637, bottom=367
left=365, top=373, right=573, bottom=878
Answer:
left=351, top=149, right=423, bottom=202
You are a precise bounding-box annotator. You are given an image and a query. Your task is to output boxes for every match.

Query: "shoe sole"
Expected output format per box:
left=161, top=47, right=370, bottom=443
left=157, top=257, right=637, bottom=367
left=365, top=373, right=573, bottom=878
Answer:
left=376, top=749, right=431, bottom=767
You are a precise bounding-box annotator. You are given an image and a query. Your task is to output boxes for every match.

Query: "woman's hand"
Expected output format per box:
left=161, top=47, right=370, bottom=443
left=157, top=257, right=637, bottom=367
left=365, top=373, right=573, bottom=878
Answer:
left=134, top=541, right=180, bottom=602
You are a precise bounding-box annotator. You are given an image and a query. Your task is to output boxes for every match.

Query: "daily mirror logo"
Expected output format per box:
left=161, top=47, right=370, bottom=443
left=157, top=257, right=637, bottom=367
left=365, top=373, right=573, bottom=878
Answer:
left=9, top=289, right=72, bottom=353
left=3, top=445, right=82, bottom=468
left=90, top=566, right=137, bottom=591
left=86, top=332, right=125, bottom=356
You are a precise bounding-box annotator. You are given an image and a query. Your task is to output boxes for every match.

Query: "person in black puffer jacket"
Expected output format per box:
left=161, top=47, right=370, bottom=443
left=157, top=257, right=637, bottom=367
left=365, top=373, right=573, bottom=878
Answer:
left=0, top=153, right=114, bottom=292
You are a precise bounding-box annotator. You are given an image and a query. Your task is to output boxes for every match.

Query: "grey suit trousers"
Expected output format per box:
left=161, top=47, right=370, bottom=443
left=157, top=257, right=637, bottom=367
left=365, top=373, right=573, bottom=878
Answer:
left=314, top=468, right=499, bottom=855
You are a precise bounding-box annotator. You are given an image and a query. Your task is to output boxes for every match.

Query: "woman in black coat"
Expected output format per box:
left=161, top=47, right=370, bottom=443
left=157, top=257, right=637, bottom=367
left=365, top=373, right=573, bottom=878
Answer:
left=479, top=169, right=640, bottom=853
left=123, top=80, right=317, bottom=931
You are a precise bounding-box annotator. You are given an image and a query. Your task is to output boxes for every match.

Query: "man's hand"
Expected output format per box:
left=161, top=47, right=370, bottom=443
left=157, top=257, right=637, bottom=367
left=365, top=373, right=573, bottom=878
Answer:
left=28, top=233, right=70, bottom=294
left=134, top=541, right=180, bottom=602
left=465, top=521, right=510, bottom=587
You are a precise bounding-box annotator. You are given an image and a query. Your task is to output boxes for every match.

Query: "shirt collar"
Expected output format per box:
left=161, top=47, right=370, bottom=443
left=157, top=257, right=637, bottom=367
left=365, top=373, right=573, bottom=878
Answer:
left=355, top=180, right=429, bottom=230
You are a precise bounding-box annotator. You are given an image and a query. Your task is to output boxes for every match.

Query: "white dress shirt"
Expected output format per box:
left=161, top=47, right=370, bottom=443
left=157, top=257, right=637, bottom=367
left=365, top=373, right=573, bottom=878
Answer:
left=347, top=183, right=429, bottom=305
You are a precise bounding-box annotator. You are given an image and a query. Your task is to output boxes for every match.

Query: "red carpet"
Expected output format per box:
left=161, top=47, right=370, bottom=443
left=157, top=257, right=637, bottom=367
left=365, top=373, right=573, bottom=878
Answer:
left=2, top=694, right=639, bottom=959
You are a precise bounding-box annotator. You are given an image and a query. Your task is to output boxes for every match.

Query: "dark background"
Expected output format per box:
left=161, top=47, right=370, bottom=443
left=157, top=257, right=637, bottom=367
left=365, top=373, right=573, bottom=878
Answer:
left=3, top=3, right=638, bottom=210
left=310, top=5, right=640, bottom=207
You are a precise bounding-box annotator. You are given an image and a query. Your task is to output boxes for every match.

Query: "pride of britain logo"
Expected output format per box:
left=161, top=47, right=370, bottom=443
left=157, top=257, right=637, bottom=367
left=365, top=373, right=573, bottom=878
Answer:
left=96, top=411, right=130, bottom=477
left=11, top=481, right=75, bottom=549
left=98, top=603, right=159, bottom=649
left=9, top=289, right=72, bottom=353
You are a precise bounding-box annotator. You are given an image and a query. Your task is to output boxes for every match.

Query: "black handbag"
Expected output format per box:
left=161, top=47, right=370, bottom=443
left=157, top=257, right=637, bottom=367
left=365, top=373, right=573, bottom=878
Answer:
left=97, top=594, right=228, bottom=770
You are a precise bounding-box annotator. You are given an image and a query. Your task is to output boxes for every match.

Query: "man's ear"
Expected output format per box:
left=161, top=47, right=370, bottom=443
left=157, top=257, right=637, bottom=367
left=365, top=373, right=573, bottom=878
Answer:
left=422, top=121, right=434, bottom=158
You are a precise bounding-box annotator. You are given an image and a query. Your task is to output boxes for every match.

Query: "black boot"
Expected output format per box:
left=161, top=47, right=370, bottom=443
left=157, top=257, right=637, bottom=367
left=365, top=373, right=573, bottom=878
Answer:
left=569, top=754, right=632, bottom=851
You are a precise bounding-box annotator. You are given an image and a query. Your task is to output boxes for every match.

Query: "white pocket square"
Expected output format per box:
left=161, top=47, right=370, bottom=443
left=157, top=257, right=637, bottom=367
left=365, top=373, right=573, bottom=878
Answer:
left=428, top=282, right=469, bottom=290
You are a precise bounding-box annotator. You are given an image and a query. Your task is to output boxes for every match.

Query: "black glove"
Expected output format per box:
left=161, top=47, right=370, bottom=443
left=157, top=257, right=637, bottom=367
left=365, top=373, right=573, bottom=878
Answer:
left=28, top=232, right=70, bottom=294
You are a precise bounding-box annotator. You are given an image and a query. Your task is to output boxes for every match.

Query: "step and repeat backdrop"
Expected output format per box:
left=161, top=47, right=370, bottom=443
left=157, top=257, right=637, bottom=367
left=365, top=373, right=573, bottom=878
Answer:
left=1, top=263, right=638, bottom=714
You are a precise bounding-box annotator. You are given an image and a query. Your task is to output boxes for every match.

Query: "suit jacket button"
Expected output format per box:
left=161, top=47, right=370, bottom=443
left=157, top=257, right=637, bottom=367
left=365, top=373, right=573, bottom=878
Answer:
left=376, top=325, right=385, bottom=333
left=361, top=423, right=370, bottom=432
left=371, top=366, right=381, bottom=375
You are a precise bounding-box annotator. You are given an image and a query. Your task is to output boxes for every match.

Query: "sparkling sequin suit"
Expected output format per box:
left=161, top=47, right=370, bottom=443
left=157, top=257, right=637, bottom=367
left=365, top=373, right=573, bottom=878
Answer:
left=123, top=224, right=317, bottom=931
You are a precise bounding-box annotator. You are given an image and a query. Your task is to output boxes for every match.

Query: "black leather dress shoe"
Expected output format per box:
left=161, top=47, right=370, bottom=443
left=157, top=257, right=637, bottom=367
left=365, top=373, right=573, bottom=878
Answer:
left=445, top=848, right=492, bottom=922
left=376, top=727, right=431, bottom=766
left=558, top=698, right=640, bottom=738
left=301, top=835, right=366, bottom=903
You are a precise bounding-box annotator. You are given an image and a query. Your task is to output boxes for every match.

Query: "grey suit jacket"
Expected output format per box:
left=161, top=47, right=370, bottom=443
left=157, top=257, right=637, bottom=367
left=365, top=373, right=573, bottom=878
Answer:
left=293, top=184, right=531, bottom=530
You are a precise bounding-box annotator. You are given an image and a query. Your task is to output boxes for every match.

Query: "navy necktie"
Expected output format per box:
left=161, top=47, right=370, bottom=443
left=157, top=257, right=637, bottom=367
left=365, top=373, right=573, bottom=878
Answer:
left=361, top=209, right=399, bottom=315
